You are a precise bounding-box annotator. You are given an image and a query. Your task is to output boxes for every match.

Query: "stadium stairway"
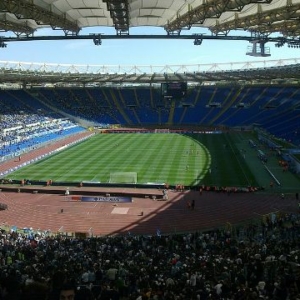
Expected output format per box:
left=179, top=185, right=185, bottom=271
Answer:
left=209, top=87, right=242, bottom=125
left=167, top=99, right=176, bottom=126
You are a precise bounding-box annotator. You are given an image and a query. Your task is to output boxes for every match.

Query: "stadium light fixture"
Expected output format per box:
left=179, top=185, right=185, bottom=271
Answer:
left=275, top=39, right=285, bottom=48
left=246, top=40, right=271, bottom=57
left=287, top=38, right=300, bottom=48
left=92, top=34, right=102, bottom=46
left=194, top=38, right=202, bottom=45
left=0, top=37, right=7, bottom=48
left=193, top=34, right=203, bottom=46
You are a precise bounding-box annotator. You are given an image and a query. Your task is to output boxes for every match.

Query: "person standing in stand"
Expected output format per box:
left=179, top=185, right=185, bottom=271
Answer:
left=191, top=199, right=195, bottom=210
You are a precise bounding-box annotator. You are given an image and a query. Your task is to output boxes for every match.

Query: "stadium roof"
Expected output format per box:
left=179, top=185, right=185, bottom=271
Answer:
left=2, top=1, right=300, bottom=86
left=1, top=0, right=300, bottom=37
left=1, top=58, right=300, bottom=86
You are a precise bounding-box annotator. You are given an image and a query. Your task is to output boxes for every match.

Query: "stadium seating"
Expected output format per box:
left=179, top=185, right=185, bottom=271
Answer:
left=1, top=86, right=300, bottom=147
left=0, top=90, right=85, bottom=161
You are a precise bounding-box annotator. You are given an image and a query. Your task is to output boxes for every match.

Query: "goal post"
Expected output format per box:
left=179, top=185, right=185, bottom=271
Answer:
left=109, top=172, right=138, bottom=184
left=154, top=128, right=170, bottom=133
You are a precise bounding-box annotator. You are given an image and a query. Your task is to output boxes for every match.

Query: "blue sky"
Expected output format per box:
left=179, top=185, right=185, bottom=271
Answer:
left=1, top=27, right=299, bottom=67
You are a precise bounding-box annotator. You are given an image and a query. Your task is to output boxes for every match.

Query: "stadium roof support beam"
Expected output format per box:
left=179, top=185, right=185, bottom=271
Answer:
left=0, top=0, right=80, bottom=35
left=164, top=0, right=272, bottom=33
left=209, top=2, right=300, bottom=36
left=2, top=59, right=300, bottom=85
left=252, top=20, right=300, bottom=37
left=103, top=0, right=129, bottom=35
left=0, top=15, right=34, bottom=36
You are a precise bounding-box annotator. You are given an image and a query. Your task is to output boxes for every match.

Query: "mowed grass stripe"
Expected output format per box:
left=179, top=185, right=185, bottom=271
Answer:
left=5, top=135, right=199, bottom=182
left=7, top=134, right=206, bottom=185
left=128, top=141, right=157, bottom=182
left=6, top=132, right=279, bottom=187
left=163, top=135, right=186, bottom=182
left=129, top=134, right=172, bottom=183
left=159, top=136, right=192, bottom=184
left=148, top=136, right=174, bottom=182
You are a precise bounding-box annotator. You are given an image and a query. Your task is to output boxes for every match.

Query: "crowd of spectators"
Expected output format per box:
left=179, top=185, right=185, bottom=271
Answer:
left=0, top=90, right=300, bottom=299
left=0, top=104, right=83, bottom=161
left=0, top=211, right=299, bottom=300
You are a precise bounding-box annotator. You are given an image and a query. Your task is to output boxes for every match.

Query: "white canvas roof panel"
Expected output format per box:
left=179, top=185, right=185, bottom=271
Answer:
left=0, top=0, right=299, bottom=36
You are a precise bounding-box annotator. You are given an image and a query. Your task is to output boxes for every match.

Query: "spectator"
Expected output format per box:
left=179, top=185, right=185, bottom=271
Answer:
left=58, top=282, right=76, bottom=300
left=0, top=212, right=298, bottom=299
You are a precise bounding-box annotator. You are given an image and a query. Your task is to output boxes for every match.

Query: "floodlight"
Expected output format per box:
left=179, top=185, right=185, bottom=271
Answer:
left=93, top=35, right=102, bottom=46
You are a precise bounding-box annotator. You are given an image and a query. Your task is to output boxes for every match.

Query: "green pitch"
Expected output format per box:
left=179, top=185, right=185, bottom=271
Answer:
left=5, top=132, right=258, bottom=187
